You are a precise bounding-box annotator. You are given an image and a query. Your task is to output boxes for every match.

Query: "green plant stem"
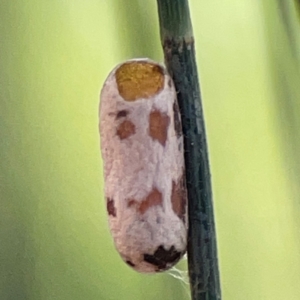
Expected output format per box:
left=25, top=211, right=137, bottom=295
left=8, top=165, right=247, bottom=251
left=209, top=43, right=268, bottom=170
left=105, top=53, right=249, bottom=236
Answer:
left=156, top=1, right=221, bottom=299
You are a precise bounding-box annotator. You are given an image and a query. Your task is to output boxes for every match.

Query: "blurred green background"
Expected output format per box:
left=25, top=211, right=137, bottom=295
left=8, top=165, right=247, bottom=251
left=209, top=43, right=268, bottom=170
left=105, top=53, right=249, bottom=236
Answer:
left=1, top=1, right=300, bottom=299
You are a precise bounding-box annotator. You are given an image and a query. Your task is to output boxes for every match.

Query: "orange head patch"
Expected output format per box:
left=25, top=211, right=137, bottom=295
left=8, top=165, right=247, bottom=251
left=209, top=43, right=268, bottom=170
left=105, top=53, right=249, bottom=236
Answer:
left=115, top=61, right=165, bottom=101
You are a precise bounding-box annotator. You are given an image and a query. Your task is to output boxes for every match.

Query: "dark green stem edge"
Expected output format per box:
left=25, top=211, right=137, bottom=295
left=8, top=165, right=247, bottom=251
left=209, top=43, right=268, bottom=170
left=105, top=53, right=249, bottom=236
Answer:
left=156, top=1, right=221, bottom=300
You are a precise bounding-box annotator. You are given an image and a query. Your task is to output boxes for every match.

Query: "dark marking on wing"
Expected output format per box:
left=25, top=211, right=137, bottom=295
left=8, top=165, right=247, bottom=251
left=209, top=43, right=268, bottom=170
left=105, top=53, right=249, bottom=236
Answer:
left=143, top=245, right=183, bottom=271
left=126, top=260, right=135, bottom=267
left=107, top=198, right=116, bottom=217
left=116, top=110, right=129, bottom=119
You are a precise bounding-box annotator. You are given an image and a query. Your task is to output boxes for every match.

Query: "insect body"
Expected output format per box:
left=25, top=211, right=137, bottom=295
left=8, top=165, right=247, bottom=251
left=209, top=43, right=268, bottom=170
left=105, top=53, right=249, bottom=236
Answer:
left=99, top=59, right=187, bottom=273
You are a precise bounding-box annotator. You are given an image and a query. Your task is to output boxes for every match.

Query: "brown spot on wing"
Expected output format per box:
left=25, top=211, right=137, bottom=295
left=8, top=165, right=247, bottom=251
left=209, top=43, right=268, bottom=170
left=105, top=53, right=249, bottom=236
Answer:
left=149, top=110, right=170, bottom=146
left=143, top=245, right=183, bottom=271
left=116, top=110, right=129, bottom=119
left=139, top=188, right=163, bottom=214
left=107, top=198, right=116, bottom=217
left=116, top=120, right=135, bottom=139
left=115, top=61, right=165, bottom=101
left=127, top=188, right=163, bottom=214
left=126, top=260, right=135, bottom=267
left=127, top=199, right=137, bottom=208
left=171, top=176, right=187, bottom=221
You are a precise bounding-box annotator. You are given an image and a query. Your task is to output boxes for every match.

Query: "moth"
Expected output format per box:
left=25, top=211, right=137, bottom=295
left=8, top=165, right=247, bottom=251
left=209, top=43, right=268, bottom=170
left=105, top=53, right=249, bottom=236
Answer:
left=99, top=58, right=188, bottom=273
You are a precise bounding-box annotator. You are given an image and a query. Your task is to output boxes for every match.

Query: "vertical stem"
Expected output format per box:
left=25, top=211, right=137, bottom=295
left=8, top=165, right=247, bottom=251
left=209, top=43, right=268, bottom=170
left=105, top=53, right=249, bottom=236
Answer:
left=156, top=1, right=221, bottom=299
